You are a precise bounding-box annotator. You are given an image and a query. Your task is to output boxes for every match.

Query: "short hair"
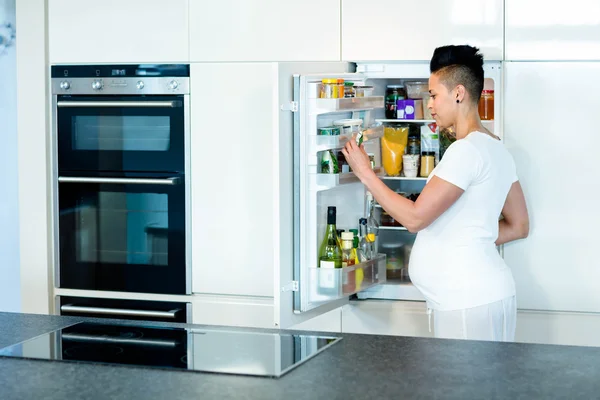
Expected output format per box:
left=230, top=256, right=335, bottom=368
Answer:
left=430, top=45, right=484, bottom=105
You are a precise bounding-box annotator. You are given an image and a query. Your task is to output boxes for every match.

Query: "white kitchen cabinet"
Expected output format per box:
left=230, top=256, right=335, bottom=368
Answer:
left=505, top=0, right=600, bottom=61
left=341, top=0, right=503, bottom=62
left=190, top=63, right=278, bottom=299
left=503, top=62, right=600, bottom=313
left=48, top=0, right=189, bottom=64
left=289, top=308, right=342, bottom=333
left=342, top=300, right=432, bottom=337
left=189, top=0, right=340, bottom=62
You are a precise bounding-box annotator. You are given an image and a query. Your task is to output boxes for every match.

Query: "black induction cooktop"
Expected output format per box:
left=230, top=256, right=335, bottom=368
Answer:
left=0, top=322, right=341, bottom=378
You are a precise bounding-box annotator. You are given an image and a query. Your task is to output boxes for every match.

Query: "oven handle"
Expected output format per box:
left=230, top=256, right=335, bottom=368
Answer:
left=58, top=176, right=180, bottom=185
left=60, top=304, right=180, bottom=319
left=57, top=100, right=181, bottom=108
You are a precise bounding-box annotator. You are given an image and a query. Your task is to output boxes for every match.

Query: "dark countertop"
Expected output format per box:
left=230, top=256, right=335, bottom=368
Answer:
left=1, top=312, right=599, bottom=400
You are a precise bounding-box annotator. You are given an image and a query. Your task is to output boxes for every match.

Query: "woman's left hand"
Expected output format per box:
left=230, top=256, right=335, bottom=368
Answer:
left=341, top=136, right=374, bottom=182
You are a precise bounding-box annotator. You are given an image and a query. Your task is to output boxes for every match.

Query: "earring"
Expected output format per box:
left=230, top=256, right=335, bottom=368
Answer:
left=456, top=99, right=460, bottom=103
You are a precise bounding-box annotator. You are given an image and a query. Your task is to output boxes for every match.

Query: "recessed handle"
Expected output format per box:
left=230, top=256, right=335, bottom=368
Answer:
left=58, top=176, right=180, bottom=185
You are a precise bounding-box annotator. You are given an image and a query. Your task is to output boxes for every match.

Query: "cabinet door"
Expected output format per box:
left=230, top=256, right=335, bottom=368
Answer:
left=506, top=0, right=600, bottom=61
left=342, top=0, right=503, bottom=61
left=190, top=63, right=278, bottom=298
left=503, top=62, right=600, bottom=313
left=48, top=0, right=189, bottom=63
left=189, top=0, right=340, bottom=62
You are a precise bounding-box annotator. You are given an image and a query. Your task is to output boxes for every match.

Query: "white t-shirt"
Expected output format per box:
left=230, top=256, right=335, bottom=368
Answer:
left=409, top=131, right=518, bottom=311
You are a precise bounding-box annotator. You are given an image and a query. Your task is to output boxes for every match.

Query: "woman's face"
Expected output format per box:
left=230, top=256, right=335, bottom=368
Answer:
left=427, top=73, right=458, bottom=130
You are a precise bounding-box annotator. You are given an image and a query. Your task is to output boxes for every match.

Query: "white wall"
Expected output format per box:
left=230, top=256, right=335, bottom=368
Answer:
left=0, top=0, right=20, bottom=312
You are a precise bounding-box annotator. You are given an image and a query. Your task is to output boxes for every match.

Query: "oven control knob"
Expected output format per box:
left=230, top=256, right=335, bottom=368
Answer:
left=136, top=80, right=145, bottom=90
left=60, top=81, right=71, bottom=90
left=91, top=80, right=103, bottom=90
left=168, top=80, right=179, bottom=90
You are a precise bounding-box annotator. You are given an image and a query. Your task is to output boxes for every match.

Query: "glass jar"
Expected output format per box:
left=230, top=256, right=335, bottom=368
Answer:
left=478, top=89, right=494, bottom=120
left=337, top=79, right=345, bottom=98
left=380, top=242, right=404, bottom=280
left=354, top=85, right=374, bottom=98
left=406, top=135, right=420, bottom=155
left=344, top=82, right=355, bottom=98
left=320, top=78, right=338, bottom=99
left=385, top=85, right=406, bottom=119
left=420, top=151, right=435, bottom=177
left=333, top=119, right=363, bottom=136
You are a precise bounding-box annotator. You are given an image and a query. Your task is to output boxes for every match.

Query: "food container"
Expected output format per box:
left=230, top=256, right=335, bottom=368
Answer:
left=319, top=78, right=338, bottom=99
left=396, top=99, right=424, bottom=120
left=382, top=125, right=409, bottom=176
left=406, top=81, right=429, bottom=99
left=354, top=85, right=374, bottom=98
left=333, top=119, right=363, bottom=135
left=478, top=89, right=494, bottom=120
left=318, top=126, right=341, bottom=136
left=420, top=151, right=435, bottom=177
left=344, top=82, right=355, bottom=98
left=385, top=85, right=406, bottom=118
left=337, top=79, right=345, bottom=99
left=380, top=242, right=404, bottom=280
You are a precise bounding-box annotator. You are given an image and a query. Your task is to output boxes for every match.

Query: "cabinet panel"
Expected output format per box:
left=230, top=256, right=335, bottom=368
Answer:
left=190, top=0, right=340, bottom=62
left=342, top=300, right=432, bottom=337
left=506, top=0, right=600, bottom=60
left=503, top=62, right=600, bottom=312
left=190, top=63, right=277, bottom=297
left=48, top=0, right=189, bottom=63
left=342, top=0, right=503, bottom=61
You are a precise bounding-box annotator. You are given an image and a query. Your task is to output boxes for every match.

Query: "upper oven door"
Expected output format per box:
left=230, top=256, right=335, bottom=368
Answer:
left=56, top=95, right=186, bottom=173
left=58, top=172, right=187, bottom=295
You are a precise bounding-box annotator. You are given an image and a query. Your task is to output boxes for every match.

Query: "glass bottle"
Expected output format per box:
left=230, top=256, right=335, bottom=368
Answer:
left=318, top=206, right=342, bottom=268
left=341, top=232, right=355, bottom=267
left=349, top=229, right=360, bottom=264
left=358, top=218, right=370, bottom=262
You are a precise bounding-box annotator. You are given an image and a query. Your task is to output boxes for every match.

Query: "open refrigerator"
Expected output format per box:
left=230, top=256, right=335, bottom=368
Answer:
left=291, top=62, right=502, bottom=316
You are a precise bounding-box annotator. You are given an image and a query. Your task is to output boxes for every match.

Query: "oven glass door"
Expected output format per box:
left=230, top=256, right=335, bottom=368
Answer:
left=57, top=95, right=185, bottom=173
left=58, top=173, right=186, bottom=294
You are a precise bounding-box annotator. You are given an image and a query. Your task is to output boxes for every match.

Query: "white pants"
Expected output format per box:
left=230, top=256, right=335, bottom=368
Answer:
left=432, top=296, right=516, bottom=341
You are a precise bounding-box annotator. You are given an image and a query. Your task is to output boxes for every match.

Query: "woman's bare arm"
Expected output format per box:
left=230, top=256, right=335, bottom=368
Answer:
left=496, top=181, right=529, bottom=245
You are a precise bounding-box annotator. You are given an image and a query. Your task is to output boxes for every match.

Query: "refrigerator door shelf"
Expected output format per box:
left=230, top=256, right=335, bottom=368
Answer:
left=309, top=254, right=386, bottom=303
left=311, top=167, right=384, bottom=191
left=309, top=96, right=384, bottom=115
left=310, top=125, right=384, bottom=152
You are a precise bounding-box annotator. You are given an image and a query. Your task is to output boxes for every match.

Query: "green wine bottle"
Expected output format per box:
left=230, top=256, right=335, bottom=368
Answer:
left=318, top=206, right=342, bottom=269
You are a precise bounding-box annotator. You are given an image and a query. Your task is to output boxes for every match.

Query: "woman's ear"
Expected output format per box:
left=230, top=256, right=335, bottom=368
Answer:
left=455, top=85, right=466, bottom=104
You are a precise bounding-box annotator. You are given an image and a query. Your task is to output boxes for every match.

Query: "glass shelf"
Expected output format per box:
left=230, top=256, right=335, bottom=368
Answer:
left=309, top=254, right=386, bottom=298
left=376, top=119, right=436, bottom=124
left=310, top=96, right=384, bottom=115
left=310, top=126, right=384, bottom=152
left=381, top=176, right=428, bottom=181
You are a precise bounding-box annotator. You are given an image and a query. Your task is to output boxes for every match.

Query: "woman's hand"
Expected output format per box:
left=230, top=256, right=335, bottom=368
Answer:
left=341, top=136, right=375, bottom=182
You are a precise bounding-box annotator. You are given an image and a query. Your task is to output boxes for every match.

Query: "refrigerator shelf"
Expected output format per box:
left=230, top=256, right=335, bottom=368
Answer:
left=309, top=254, right=386, bottom=299
left=376, top=119, right=436, bottom=124
left=311, top=125, right=384, bottom=152
left=310, top=96, right=384, bottom=115
left=378, top=226, right=408, bottom=231
left=312, top=167, right=384, bottom=190
left=381, top=176, right=428, bottom=181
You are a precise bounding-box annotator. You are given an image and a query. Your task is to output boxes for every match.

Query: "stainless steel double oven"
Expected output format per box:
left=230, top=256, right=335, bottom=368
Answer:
left=51, top=65, right=191, bottom=316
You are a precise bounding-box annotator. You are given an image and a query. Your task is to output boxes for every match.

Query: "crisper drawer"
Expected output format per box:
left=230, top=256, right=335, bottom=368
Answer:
left=308, top=254, right=386, bottom=300
left=58, top=296, right=191, bottom=323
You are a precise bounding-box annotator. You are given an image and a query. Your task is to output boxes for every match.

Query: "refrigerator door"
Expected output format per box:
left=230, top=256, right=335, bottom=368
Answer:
left=292, top=72, right=387, bottom=316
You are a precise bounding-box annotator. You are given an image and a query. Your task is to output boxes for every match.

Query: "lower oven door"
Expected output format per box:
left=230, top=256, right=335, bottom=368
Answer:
left=58, top=173, right=187, bottom=294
